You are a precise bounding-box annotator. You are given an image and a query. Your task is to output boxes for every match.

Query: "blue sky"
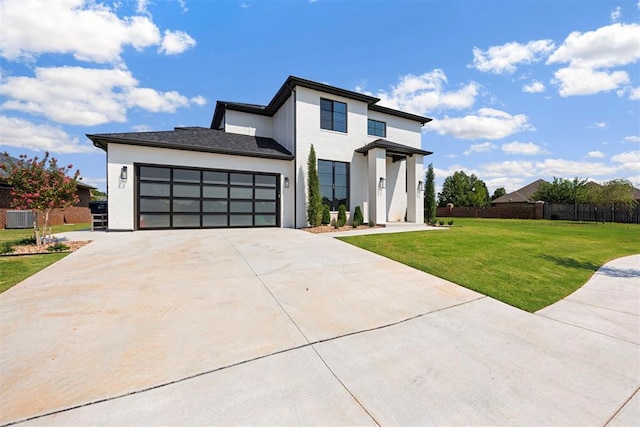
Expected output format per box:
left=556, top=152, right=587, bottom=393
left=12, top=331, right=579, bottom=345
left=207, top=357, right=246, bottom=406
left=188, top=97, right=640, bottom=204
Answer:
left=1, top=0, right=638, bottom=194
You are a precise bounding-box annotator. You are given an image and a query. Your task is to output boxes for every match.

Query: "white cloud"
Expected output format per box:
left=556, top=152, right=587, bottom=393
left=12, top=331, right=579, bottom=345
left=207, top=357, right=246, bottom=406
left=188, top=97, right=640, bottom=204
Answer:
left=611, top=6, right=621, bottom=22
left=588, top=121, right=608, bottom=129
left=136, top=0, right=150, bottom=15
left=587, top=151, right=605, bottom=158
left=552, top=66, right=629, bottom=97
left=0, top=0, right=196, bottom=64
left=471, top=40, right=555, bottom=74
left=463, top=142, right=495, bottom=155
left=611, top=150, right=640, bottom=172
left=427, top=108, right=534, bottom=140
left=479, top=160, right=536, bottom=177
left=501, top=141, right=549, bottom=155
left=623, top=135, right=640, bottom=143
left=548, top=23, right=640, bottom=69
left=363, top=69, right=479, bottom=114
left=547, top=23, right=640, bottom=97
left=629, top=86, right=640, bottom=100
left=159, top=30, right=196, bottom=55
left=522, top=80, right=545, bottom=93
left=0, top=66, right=204, bottom=126
left=0, top=115, right=96, bottom=154
left=535, top=158, right=618, bottom=176
left=131, top=124, right=153, bottom=132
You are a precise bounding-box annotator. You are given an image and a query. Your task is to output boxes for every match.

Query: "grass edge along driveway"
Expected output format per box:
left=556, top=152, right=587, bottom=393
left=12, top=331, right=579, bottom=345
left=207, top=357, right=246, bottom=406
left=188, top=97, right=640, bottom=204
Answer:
left=339, top=218, right=640, bottom=312
left=0, top=223, right=90, bottom=294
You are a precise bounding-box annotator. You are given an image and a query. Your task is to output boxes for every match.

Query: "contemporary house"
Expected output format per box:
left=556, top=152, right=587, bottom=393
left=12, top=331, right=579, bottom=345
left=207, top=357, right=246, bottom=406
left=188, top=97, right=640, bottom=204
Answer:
left=491, top=179, right=548, bottom=207
left=88, top=76, right=432, bottom=231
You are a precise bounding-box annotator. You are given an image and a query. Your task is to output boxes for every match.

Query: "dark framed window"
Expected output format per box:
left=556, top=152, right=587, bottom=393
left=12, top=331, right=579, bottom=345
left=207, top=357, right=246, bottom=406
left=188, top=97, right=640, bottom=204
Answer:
left=318, top=159, right=349, bottom=211
left=368, top=119, right=386, bottom=137
left=320, top=98, right=347, bottom=133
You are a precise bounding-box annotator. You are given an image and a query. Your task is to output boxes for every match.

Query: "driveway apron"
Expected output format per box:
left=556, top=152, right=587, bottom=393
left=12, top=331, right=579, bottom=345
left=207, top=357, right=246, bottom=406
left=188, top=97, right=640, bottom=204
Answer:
left=0, top=229, right=638, bottom=425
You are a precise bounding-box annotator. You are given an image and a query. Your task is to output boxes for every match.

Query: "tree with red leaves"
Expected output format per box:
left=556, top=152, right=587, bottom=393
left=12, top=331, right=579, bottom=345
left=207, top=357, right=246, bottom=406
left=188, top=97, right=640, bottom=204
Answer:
left=1, top=152, right=80, bottom=247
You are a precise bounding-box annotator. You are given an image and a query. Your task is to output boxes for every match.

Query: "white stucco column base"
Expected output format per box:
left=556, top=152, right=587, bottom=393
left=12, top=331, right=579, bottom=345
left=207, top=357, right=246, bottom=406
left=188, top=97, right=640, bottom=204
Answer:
left=368, top=147, right=387, bottom=225
left=406, top=154, right=424, bottom=223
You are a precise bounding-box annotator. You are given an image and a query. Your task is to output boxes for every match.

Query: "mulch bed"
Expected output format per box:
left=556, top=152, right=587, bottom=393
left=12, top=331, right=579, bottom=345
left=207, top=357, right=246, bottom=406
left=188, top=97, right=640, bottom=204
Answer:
left=1, top=241, right=91, bottom=256
left=302, top=225, right=383, bottom=234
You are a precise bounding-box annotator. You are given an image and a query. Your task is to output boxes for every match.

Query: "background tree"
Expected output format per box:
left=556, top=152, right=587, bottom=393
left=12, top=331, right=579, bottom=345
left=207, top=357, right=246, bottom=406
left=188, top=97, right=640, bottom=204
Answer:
left=438, top=171, right=490, bottom=207
left=306, top=145, right=323, bottom=227
left=586, top=179, right=637, bottom=223
left=1, top=152, right=80, bottom=247
left=491, top=187, right=506, bottom=200
left=532, top=177, right=588, bottom=203
left=423, top=163, right=436, bottom=223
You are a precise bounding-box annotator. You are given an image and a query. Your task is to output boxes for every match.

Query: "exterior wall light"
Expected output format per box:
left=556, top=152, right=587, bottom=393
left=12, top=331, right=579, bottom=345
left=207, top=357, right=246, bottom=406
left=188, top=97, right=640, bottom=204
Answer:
left=379, top=177, right=386, bottom=189
left=120, top=166, right=128, bottom=180
left=418, top=180, right=424, bottom=191
left=284, top=177, right=290, bottom=188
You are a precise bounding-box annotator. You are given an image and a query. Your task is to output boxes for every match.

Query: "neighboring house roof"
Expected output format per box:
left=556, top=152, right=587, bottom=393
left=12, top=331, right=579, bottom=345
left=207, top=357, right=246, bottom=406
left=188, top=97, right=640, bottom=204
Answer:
left=355, top=139, right=433, bottom=157
left=492, top=179, right=548, bottom=204
left=211, top=75, right=433, bottom=129
left=88, top=127, right=294, bottom=160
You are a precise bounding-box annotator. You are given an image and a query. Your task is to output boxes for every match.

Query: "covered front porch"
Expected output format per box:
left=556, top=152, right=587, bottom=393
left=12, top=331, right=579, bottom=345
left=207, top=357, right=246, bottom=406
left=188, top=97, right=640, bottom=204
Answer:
left=355, top=139, right=432, bottom=226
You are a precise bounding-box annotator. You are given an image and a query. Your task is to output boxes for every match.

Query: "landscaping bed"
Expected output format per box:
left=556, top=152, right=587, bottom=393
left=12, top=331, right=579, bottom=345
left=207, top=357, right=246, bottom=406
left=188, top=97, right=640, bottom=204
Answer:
left=302, top=224, right=383, bottom=234
left=1, top=240, right=90, bottom=256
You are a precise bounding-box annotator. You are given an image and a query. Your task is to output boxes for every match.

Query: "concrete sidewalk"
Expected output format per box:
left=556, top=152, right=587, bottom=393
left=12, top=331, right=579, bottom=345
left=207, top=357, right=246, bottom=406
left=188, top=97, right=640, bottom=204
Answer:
left=1, top=229, right=638, bottom=425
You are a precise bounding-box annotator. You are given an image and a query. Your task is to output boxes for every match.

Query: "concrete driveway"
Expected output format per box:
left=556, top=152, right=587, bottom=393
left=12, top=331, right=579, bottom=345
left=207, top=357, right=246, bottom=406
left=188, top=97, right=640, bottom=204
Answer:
left=0, top=228, right=637, bottom=426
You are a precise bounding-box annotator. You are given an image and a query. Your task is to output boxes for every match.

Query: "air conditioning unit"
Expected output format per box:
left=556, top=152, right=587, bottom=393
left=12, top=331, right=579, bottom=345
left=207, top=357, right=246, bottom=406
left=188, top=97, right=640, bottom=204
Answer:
left=6, top=210, right=35, bottom=229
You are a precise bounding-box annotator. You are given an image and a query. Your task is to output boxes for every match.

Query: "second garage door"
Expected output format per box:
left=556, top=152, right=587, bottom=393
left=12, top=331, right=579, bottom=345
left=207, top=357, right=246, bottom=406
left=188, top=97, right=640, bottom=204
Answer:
left=137, top=165, right=280, bottom=229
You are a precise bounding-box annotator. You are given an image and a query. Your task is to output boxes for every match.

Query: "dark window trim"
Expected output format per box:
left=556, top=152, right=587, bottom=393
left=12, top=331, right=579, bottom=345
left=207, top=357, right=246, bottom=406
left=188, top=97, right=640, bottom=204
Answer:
left=136, top=163, right=280, bottom=230
left=367, top=119, right=386, bottom=137
left=320, top=98, right=347, bottom=133
left=318, top=159, right=350, bottom=211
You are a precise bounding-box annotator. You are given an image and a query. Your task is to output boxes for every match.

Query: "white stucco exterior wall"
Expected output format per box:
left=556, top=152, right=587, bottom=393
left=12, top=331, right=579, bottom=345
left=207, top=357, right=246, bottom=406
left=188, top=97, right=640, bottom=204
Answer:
left=273, top=95, right=295, bottom=154
left=106, top=143, right=294, bottom=230
left=368, top=147, right=387, bottom=225
left=407, top=154, right=424, bottom=222
left=225, top=110, right=274, bottom=138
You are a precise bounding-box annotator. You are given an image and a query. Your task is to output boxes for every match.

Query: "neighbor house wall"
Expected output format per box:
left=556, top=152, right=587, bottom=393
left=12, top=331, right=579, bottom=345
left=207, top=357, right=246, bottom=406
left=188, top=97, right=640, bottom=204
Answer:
left=107, top=143, right=294, bottom=231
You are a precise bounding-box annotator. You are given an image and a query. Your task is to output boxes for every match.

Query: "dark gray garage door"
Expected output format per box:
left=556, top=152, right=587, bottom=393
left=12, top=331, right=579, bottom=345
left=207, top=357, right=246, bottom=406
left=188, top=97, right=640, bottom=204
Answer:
left=137, top=165, right=280, bottom=229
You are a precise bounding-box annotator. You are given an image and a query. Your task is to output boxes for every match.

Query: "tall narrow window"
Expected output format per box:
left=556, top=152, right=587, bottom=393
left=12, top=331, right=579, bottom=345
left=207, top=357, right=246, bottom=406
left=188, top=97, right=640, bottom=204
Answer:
left=318, top=159, right=349, bottom=210
left=320, top=98, right=347, bottom=133
left=368, top=119, right=386, bottom=137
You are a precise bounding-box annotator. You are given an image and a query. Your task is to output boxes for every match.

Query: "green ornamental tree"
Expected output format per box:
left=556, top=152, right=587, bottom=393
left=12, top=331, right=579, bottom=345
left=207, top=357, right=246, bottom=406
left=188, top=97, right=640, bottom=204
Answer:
left=1, top=152, right=80, bottom=247
left=337, top=204, right=347, bottom=227
left=586, top=179, right=637, bottom=223
left=424, top=163, right=436, bottom=223
left=306, top=145, right=323, bottom=227
left=438, top=171, right=490, bottom=207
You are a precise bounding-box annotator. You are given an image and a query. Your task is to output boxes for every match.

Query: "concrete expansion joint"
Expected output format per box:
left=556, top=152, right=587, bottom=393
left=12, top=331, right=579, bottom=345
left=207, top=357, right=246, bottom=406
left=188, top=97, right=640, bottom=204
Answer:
left=560, top=297, right=639, bottom=316
left=534, top=313, right=639, bottom=346
left=603, top=387, right=639, bottom=426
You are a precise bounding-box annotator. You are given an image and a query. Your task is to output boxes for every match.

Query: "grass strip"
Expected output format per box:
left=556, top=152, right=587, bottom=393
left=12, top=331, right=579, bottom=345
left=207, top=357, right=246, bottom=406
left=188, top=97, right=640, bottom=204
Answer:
left=339, top=218, right=640, bottom=312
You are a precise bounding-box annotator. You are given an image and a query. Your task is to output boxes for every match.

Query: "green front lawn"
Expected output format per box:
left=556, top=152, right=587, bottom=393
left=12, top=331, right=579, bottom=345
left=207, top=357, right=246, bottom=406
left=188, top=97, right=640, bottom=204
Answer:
left=339, top=218, right=640, bottom=312
left=0, top=223, right=91, bottom=294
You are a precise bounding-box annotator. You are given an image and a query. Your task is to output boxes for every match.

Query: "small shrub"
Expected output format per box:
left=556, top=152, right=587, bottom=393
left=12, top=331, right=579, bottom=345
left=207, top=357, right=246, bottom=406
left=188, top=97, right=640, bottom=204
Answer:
left=448, top=220, right=454, bottom=226
left=352, top=206, right=363, bottom=228
left=16, top=236, right=37, bottom=246
left=369, top=220, right=376, bottom=227
left=337, top=204, right=347, bottom=227
left=47, top=243, right=69, bottom=252
left=439, top=220, right=444, bottom=226
left=0, top=242, right=15, bottom=255
left=550, top=214, right=560, bottom=220
left=331, top=218, right=339, bottom=229
left=321, top=205, right=331, bottom=225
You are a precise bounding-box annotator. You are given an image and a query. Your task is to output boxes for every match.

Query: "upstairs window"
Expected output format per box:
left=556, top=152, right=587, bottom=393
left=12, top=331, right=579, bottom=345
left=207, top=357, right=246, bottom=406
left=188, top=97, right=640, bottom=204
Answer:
left=368, top=119, right=386, bottom=137
left=320, top=98, right=347, bottom=133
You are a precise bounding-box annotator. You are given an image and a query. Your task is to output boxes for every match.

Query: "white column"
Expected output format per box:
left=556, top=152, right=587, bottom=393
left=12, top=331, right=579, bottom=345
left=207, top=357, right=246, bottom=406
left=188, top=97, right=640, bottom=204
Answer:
left=406, top=154, right=424, bottom=223
left=368, top=147, right=387, bottom=225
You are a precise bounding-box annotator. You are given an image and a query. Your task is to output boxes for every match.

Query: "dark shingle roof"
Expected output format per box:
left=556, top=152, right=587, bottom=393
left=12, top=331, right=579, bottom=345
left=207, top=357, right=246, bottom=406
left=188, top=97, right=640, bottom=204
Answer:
left=355, top=139, right=433, bottom=157
left=492, top=179, right=548, bottom=204
left=87, top=127, right=293, bottom=160
left=211, top=75, right=433, bottom=129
